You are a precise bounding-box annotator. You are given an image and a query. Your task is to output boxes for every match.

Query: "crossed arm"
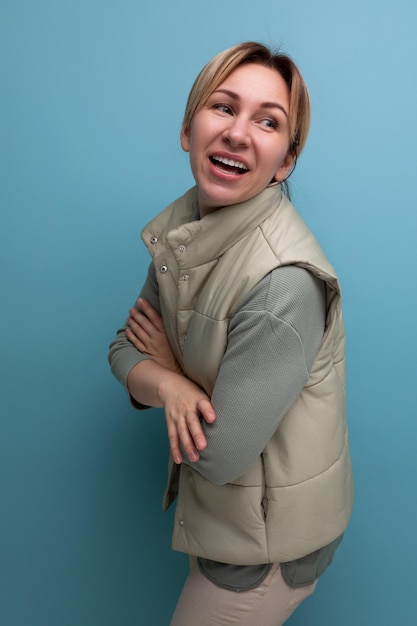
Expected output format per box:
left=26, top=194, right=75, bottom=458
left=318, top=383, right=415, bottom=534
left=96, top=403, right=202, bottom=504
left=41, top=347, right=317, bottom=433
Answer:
left=109, top=264, right=326, bottom=485
left=124, top=298, right=216, bottom=465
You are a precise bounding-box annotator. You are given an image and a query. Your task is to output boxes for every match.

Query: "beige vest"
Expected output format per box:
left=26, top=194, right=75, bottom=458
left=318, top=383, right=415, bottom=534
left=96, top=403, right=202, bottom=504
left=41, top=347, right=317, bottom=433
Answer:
left=142, top=185, right=354, bottom=564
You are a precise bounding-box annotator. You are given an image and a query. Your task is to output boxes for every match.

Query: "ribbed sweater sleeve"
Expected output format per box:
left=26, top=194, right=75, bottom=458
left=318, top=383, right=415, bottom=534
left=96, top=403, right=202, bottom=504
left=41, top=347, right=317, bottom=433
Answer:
left=183, top=265, right=326, bottom=485
left=108, top=263, right=160, bottom=391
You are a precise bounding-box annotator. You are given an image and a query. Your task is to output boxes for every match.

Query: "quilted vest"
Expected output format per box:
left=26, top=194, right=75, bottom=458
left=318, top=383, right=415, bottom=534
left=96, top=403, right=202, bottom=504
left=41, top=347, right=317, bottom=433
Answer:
left=141, top=184, right=353, bottom=564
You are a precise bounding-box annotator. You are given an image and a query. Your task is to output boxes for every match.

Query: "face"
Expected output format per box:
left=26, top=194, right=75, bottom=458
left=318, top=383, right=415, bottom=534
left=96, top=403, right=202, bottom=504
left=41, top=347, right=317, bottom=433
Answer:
left=181, top=63, right=294, bottom=216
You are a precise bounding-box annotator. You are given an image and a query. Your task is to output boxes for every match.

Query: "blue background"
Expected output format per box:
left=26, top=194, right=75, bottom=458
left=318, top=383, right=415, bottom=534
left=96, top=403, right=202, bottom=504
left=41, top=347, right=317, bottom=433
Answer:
left=2, top=1, right=416, bottom=624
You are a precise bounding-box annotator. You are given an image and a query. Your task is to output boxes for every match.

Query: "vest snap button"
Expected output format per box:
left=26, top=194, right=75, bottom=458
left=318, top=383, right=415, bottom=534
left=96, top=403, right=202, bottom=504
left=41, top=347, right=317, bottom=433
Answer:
left=160, top=265, right=168, bottom=274
left=179, top=520, right=184, bottom=527
left=178, top=244, right=186, bottom=252
left=182, top=274, right=190, bottom=281
left=150, top=236, right=158, bottom=244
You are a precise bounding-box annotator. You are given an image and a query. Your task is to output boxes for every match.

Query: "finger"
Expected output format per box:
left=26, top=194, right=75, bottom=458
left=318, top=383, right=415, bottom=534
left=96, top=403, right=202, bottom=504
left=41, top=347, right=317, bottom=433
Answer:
left=128, top=308, right=155, bottom=338
left=137, top=298, right=165, bottom=332
left=197, top=399, right=216, bottom=424
left=166, top=420, right=183, bottom=465
left=177, top=417, right=200, bottom=462
left=185, top=410, right=207, bottom=451
left=126, top=319, right=150, bottom=349
left=125, top=326, right=147, bottom=351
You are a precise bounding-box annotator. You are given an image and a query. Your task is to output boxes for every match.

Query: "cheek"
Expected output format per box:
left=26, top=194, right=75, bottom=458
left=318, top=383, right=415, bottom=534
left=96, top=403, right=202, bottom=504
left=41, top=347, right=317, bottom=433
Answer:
left=187, top=128, right=214, bottom=167
left=272, top=145, right=292, bottom=170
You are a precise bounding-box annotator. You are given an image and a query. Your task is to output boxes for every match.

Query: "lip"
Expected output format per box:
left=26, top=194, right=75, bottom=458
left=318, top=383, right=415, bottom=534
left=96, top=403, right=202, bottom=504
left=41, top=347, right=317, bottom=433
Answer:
left=210, top=151, right=250, bottom=171
left=207, top=151, right=251, bottom=181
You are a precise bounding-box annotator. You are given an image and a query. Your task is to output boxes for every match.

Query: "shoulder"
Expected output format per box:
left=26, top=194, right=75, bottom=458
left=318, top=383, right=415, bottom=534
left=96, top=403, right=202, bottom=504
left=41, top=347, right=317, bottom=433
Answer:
left=236, top=266, right=326, bottom=320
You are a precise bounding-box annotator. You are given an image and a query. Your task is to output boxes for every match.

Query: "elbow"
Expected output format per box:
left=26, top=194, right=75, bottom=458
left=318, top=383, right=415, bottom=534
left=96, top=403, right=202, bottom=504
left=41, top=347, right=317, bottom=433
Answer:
left=189, top=441, right=256, bottom=485
left=191, top=459, right=242, bottom=486
left=203, top=472, right=230, bottom=486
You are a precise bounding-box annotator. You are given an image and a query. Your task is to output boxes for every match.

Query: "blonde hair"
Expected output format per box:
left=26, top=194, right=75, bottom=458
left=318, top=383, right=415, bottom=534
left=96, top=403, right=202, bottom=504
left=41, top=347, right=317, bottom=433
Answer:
left=182, top=41, right=311, bottom=158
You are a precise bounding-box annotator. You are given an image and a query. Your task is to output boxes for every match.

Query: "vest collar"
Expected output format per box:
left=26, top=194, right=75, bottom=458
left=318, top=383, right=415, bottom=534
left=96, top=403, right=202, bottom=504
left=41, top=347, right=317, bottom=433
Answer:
left=142, top=185, right=284, bottom=267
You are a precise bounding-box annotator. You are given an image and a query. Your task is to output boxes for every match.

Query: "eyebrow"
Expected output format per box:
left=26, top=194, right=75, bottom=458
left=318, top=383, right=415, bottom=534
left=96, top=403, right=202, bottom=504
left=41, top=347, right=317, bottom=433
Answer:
left=213, top=88, right=289, bottom=118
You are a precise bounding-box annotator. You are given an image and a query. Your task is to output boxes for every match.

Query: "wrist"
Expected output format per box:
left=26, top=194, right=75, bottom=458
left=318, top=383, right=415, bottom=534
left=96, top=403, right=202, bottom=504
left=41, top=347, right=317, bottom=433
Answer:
left=157, top=370, right=179, bottom=406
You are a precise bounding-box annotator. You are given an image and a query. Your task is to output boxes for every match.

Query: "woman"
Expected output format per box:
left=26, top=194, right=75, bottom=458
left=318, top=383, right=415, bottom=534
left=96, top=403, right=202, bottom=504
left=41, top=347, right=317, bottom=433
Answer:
left=109, top=41, right=353, bottom=625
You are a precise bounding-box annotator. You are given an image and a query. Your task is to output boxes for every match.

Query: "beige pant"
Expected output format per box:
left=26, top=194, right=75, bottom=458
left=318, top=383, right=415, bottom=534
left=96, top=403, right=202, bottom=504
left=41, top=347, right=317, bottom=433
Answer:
left=170, top=557, right=317, bottom=626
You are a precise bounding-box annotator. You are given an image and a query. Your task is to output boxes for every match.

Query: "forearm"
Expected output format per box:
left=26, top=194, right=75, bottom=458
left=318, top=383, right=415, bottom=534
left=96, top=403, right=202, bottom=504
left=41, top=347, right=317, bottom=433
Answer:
left=109, top=265, right=215, bottom=462
left=127, top=359, right=215, bottom=464
left=108, top=328, right=151, bottom=389
left=126, top=359, right=185, bottom=409
left=108, top=262, right=163, bottom=392
left=181, top=315, right=310, bottom=484
left=182, top=267, right=326, bottom=485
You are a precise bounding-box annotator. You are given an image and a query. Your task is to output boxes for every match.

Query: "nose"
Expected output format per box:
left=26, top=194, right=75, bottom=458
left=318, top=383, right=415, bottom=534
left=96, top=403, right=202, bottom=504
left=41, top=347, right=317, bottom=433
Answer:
left=222, top=115, right=251, bottom=148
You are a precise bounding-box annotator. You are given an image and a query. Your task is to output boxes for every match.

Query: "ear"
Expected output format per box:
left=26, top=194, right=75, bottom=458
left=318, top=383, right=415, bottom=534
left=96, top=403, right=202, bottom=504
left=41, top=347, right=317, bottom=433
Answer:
left=274, top=151, right=296, bottom=183
left=180, top=125, right=190, bottom=152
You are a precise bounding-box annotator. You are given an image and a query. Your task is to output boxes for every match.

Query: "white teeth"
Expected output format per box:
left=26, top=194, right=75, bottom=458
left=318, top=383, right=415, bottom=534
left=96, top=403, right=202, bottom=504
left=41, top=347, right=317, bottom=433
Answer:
left=212, top=156, right=248, bottom=171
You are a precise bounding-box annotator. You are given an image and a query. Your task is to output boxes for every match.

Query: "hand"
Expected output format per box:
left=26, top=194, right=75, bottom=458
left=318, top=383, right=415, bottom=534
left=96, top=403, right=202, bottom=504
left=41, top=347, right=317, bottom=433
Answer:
left=125, top=299, right=216, bottom=463
left=158, top=374, right=216, bottom=465
left=126, top=298, right=181, bottom=374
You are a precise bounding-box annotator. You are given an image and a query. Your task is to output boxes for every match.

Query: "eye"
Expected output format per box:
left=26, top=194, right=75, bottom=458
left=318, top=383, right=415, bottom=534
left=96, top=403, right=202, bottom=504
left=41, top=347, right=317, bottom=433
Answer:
left=259, top=117, right=278, bottom=130
left=213, top=103, right=233, bottom=115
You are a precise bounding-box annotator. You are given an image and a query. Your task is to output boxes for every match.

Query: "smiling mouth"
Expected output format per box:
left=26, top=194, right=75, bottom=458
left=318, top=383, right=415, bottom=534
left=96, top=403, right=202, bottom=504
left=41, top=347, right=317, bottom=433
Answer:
left=210, top=155, right=249, bottom=175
